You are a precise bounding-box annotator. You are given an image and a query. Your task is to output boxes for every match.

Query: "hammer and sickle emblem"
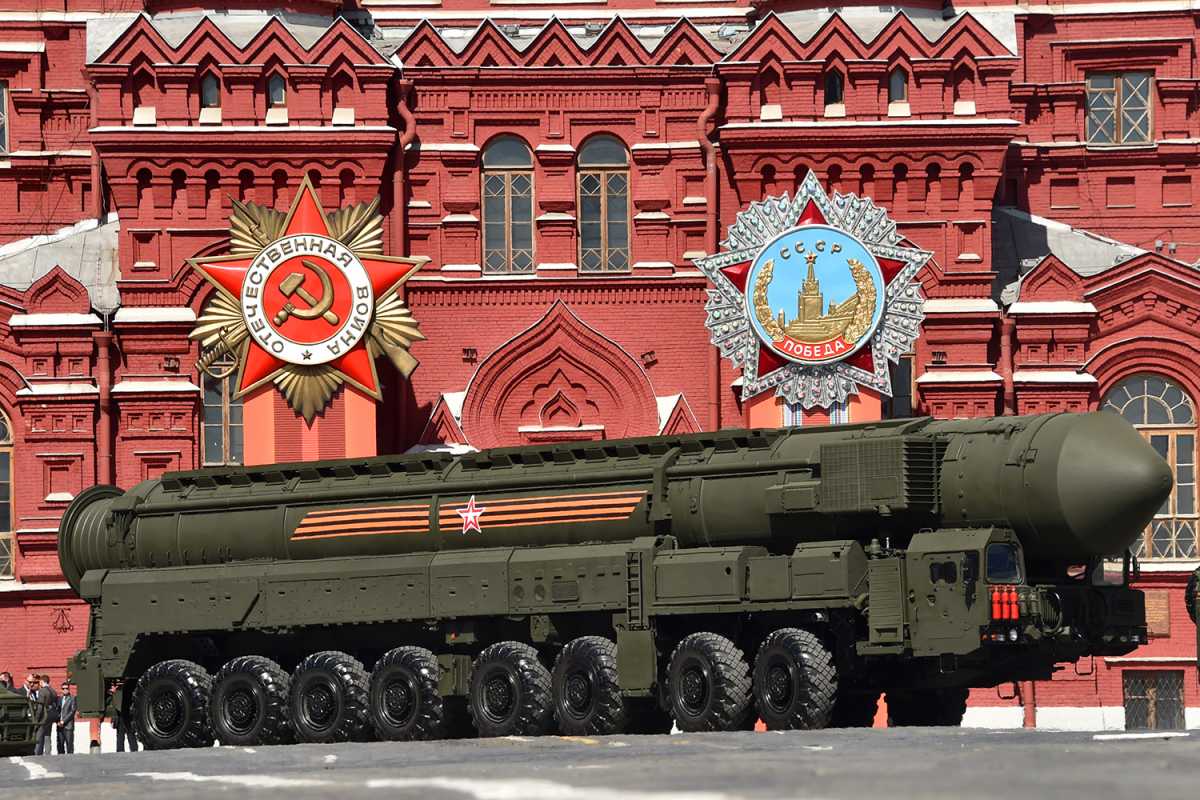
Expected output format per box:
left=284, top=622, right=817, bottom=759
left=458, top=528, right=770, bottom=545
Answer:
left=273, top=259, right=340, bottom=327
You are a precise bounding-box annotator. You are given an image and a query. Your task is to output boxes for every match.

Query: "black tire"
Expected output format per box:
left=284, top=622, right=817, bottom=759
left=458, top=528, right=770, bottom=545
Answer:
left=289, top=650, right=371, bottom=743
left=830, top=691, right=880, bottom=728
left=552, top=636, right=626, bottom=736
left=131, top=659, right=215, bottom=750
left=752, top=628, right=837, bottom=731
left=666, top=632, right=752, bottom=733
left=210, top=656, right=292, bottom=746
left=369, top=646, right=445, bottom=741
left=886, top=687, right=969, bottom=727
left=468, top=641, right=554, bottom=737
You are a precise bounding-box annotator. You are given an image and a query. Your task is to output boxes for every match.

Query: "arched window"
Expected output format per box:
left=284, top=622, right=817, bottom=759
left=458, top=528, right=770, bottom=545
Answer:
left=0, top=410, right=11, bottom=579
left=201, top=356, right=244, bottom=466
left=271, top=170, right=288, bottom=208
left=204, top=169, right=220, bottom=214
left=952, top=64, right=975, bottom=114
left=170, top=169, right=186, bottom=215
left=481, top=136, right=534, bottom=274
left=238, top=169, right=254, bottom=202
left=824, top=69, right=844, bottom=106
left=1103, top=374, right=1197, bottom=559
left=888, top=67, right=908, bottom=104
left=578, top=135, right=629, bottom=273
left=136, top=168, right=153, bottom=216
left=267, top=74, right=287, bottom=107
left=200, top=74, right=220, bottom=109
left=338, top=168, right=356, bottom=207
left=760, top=163, right=776, bottom=197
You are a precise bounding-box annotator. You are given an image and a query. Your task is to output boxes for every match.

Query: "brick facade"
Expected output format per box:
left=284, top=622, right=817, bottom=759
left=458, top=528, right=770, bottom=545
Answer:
left=0, top=0, right=1197, bottom=728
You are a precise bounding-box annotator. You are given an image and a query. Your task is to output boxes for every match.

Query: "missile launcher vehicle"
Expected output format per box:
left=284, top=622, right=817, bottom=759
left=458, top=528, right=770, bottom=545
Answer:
left=61, top=411, right=1171, bottom=748
left=0, top=687, right=38, bottom=757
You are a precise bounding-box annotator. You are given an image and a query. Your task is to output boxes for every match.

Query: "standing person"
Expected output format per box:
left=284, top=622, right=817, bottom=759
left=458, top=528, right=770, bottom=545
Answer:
left=33, top=677, right=54, bottom=755
left=113, top=684, right=138, bottom=753
left=0, top=671, right=12, bottom=690
left=57, top=682, right=76, bottom=755
left=42, top=676, right=60, bottom=754
left=17, top=673, right=36, bottom=697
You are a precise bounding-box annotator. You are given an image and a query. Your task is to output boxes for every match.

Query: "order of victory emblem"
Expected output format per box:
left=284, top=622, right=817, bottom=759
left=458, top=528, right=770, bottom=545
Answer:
left=694, top=171, right=930, bottom=409
left=189, top=177, right=428, bottom=422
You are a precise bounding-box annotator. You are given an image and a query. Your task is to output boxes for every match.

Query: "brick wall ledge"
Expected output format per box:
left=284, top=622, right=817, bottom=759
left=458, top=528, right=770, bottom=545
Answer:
left=0, top=580, right=71, bottom=594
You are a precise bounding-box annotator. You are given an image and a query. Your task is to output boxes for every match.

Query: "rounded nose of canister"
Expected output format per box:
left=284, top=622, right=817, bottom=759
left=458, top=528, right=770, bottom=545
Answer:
left=1052, top=411, right=1173, bottom=558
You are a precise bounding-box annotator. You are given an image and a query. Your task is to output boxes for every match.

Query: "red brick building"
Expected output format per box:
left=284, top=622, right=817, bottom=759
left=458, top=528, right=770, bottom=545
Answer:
left=0, top=0, right=1197, bottom=736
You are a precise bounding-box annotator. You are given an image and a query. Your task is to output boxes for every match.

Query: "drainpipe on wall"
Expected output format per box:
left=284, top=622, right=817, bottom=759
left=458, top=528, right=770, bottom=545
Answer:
left=95, top=327, right=115, bottom=485
left=698, top=76, right=722, bottom=431
left=999, top=313, right=1016, bottom=415
left=394, top=79, right=417, bottom=255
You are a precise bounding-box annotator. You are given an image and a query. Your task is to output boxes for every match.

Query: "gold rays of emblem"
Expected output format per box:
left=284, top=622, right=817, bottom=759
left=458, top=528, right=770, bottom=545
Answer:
left=192, top=194, right=426, bottom=423
left=753, top=255, right=877, bottom=346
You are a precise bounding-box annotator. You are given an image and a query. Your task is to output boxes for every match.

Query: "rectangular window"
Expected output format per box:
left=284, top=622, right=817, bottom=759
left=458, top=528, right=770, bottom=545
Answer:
left=0, top=81, right=7, bottom=155
left=1123, top=670, right=1184, bottom=731
left=884, top=356, right=914, bottom=418
left=579, top=170, right=630, bottom=272
left=482, top=171, right=534, bottom=273
left=0, top=445, right=11, bottom=579
left=201, top=365, right=243, bottom=466
left=1087, top=72, right=1153, bottom=145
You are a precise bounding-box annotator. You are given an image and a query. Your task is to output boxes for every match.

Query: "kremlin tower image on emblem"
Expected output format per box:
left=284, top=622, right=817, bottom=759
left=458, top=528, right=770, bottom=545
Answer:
left=753, top=247, right=877, bottom=349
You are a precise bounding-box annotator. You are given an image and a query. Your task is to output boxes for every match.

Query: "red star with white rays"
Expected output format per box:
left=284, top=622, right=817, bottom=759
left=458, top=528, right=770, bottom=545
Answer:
left=717, top=197, right=908, bottom=379
left=190, top=176, right=421, bottom=400
left=457, top=495, right=486, bottom=534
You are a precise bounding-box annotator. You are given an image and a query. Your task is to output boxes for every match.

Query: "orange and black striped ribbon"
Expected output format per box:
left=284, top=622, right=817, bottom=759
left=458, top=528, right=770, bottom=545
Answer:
left=291, top=490, right=645, bottom=540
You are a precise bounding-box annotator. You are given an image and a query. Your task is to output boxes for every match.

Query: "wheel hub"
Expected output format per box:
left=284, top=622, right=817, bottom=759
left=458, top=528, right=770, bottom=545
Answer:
left=565, top=672, right=592, bottom=715
left=483, top=673, right=515, bottom=720
left=149, top=688, right=183, bottom=734
left=679, top=666, right=708, bottom=713
left=304, top=683, right=337, bottom=728
left=384, top=678, right=414, bottom=724
left=226, top=687, right=257, bottom=731
left=766, top=663, right=793, bottom=711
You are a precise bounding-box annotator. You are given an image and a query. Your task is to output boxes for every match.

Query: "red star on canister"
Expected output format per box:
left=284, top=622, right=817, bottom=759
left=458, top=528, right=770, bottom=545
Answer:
left=457, top=495, right=486, bottom=534
left=190, top=176, right=422, bottom=401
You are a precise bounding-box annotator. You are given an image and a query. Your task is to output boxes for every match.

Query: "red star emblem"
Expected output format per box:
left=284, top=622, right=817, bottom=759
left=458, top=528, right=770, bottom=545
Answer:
left=457, top=495, right=486, bottom=534
left=189, top=176, right=422, bottom=400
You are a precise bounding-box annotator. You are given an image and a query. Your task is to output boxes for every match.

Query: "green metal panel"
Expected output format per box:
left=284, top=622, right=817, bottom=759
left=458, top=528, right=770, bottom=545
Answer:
left=653, top=547, right=763, bottom=604
left=264, top=554, right=433, bottom=623
left=430, top=549, right=512, bottom=617
left=867, top=558, right=906, bottom=646
left=508, top=544, right=628, bottom=613
left=616, top=628, right=657, bottom=693
left=791, top=541, right=867, bottom=600
left=746, top=556, right=791, bottom=600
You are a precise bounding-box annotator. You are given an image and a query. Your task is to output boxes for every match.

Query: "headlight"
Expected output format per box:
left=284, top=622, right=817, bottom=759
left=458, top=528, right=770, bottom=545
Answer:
left=1008, top=628, right=1019, bottom=642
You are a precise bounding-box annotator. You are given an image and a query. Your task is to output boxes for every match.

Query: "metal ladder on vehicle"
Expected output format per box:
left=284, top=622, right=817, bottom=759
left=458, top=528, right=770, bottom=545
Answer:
left=626, top=550, right=646, bottom=630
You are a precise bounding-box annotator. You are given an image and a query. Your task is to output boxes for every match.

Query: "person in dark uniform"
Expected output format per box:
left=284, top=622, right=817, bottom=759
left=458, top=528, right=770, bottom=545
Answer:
left=112, top=683, right=138, bottom=753
left=0, top=672, right=12, bottom=690
left=33, top=677, right=54, bottom=755
left=57, top=682, right=76, bottom=755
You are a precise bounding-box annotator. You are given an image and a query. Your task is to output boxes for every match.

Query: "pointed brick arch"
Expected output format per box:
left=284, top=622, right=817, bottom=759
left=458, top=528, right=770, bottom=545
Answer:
left=1019, top=256, right=1085, bottom=302
left=460, top=302, right=659, bottom=449
left=25, top=267, right=91, bottom=314
left=649, top=20, right=720, bottom=66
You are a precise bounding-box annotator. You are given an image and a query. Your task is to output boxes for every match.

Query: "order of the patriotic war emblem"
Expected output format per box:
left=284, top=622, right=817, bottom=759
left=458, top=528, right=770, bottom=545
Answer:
left=189, top=177, right=428, bottom=422
left=694, top=171, right=929, bottom=409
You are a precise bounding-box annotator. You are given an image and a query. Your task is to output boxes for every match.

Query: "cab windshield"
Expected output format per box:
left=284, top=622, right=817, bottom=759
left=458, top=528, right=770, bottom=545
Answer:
left=986, top=543, right=1022, bottom=583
